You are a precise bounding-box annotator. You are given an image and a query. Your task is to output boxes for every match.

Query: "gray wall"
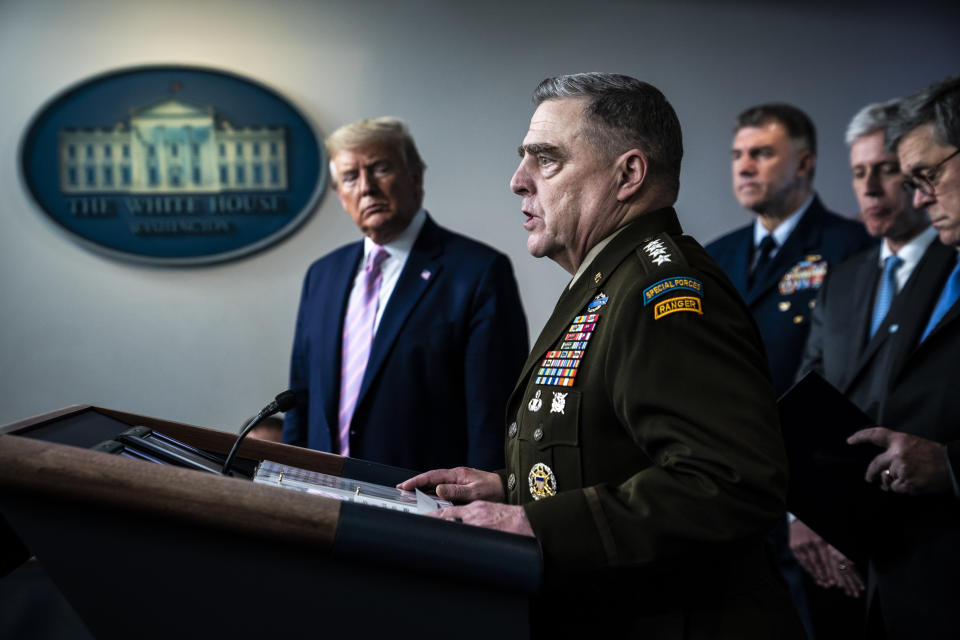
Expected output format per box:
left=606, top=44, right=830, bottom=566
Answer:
left=1, top=0, right=957, bottom=431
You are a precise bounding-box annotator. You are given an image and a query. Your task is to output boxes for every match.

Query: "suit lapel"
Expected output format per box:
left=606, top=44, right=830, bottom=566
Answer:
left=727, top=229, right=753, bottom=296
left=745, top=198, right=827, bottom=306
left=838, top=249, right=883, bottom=389
left=357, top=217, right=443, bottom=406
left=887, top=242, right=958, bottom=382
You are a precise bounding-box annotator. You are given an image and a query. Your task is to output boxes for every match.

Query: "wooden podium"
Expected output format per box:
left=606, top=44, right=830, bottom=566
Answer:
left=0, top=406, right=541, bottom=639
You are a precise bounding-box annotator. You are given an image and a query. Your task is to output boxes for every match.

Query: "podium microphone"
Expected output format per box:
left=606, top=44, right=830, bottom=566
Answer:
left=221, top=390, right=297, bottom=476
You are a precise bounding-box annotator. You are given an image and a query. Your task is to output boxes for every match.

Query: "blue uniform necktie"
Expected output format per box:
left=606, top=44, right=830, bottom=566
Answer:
left=921, top=255, right=960, bottom=342
left=870, top=255, right=903, bottom=337
left=748, top=235, right=777, bottom=288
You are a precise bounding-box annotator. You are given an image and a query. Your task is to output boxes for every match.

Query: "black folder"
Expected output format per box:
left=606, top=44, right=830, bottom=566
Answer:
left=777, top=371, right=887, bottom=564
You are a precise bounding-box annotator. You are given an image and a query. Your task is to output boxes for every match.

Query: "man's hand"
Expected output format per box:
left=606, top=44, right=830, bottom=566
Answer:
left=847, top=427, right=951, bottom=495
left=430, top=501, right=535, bottom=537
left=789, top=519, right=864, bottom=598
left=397, top=466, right=505, bottom=504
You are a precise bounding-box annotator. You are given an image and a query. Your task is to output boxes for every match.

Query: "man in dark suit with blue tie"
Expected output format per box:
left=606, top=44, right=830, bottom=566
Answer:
left=283, top=117, right=528, bottom=472
left=795, top=99, right=935, bottom=639
left=827, top=77, right=960, bottom=640
left=706, top=103, right=873, bottom=637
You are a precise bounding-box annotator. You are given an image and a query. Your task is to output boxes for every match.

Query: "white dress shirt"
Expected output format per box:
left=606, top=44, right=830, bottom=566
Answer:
left=877, top=225, right=938, bottom=293
left=750, top=193, right=815, bottom=268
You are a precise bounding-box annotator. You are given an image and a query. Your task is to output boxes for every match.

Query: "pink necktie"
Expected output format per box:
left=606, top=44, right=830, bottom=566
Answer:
left=337, top=246, right=389, bottom=456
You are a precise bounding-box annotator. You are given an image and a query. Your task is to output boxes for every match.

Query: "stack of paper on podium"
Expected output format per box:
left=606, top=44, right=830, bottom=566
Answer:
left=254, top=460, right=451, bottom=513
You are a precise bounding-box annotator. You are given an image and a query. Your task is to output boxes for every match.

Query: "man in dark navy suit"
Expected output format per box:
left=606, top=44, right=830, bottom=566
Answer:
left=828, top=77, right=960, bottom=640
left=794, top=99, right=933, bottom=639
left=283, top=117, right=528, bottom=472
left=706, top=103, right=873, bottom=638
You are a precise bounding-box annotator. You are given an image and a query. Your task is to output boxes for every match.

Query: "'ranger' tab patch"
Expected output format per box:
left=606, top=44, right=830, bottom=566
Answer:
left=653, top=295, right=703, bottom=319
left=643, top=277, right=703, bottom=306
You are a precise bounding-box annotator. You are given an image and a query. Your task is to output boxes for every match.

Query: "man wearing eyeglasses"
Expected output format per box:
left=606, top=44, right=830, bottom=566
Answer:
left=828, top=76, right=960, bottom=640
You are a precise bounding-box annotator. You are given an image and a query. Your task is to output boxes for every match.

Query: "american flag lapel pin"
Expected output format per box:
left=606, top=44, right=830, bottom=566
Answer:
left=420, top=269, right=431, bottom=280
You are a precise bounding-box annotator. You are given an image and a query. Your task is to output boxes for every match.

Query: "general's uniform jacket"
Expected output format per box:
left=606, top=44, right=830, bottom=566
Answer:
left=502, top=208, right=803, bottom=637
left=706, top=196, right=874, bottom=395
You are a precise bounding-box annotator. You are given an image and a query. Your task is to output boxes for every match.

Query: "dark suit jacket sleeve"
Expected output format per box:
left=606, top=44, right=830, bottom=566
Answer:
left=282, top=265, right=315, bottom=448
left=463, top=254, right=528, bottom=469
left=797, top=277, right=830, bottom=381
left=947, top=443, right=960, bottom=496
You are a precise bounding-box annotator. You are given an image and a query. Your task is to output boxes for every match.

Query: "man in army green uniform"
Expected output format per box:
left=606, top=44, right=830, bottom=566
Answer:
left=400, top=73, right=803, bottom=637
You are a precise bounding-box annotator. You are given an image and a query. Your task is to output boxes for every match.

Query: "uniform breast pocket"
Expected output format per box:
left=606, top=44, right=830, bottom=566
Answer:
left=776, top=290, right=818, bottom=326
left=522, top=388, right=583, bottom=499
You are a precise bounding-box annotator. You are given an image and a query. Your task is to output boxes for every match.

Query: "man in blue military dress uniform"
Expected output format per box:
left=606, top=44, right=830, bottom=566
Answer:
left=707, top=103, right=874, bottom=396
left=706, top=103, right=874, bottom=637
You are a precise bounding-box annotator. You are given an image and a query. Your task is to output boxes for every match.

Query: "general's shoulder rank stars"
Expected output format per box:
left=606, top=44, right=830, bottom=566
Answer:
left=643, top=238, right=672, bottom=266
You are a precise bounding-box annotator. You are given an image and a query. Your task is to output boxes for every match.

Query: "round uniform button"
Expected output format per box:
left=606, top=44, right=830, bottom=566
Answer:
left=508, top=422, right=518, bottom=438
left=533, top=427, right=544, bottom=441
left=507, top=473, right=516, bottom=490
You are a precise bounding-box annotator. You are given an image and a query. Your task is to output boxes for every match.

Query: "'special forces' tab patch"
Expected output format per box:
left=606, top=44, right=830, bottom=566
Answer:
left=643, top=277, right=703, bottom=306
left=653, top=295, right=703, bottom=319
left=529, top=462, right=557, bottom=500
